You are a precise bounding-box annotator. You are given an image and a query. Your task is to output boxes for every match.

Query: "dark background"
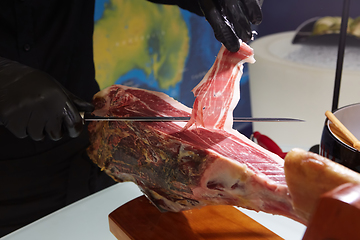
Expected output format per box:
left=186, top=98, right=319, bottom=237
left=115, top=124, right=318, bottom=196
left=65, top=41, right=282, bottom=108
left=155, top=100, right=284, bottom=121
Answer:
left=258, top=0, right=360, bottom=38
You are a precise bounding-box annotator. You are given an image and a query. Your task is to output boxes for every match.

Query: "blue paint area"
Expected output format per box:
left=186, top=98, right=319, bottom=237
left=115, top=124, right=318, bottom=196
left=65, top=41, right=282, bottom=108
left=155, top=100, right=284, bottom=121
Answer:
left=115, top=69, right=180, bottom=99
left=94, top=0, right=110, bottom=21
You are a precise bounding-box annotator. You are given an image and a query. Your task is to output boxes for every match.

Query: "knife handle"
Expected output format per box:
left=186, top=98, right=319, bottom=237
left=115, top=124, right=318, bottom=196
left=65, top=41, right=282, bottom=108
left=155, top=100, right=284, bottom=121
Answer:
left=79, top=112, right=86, bottom=124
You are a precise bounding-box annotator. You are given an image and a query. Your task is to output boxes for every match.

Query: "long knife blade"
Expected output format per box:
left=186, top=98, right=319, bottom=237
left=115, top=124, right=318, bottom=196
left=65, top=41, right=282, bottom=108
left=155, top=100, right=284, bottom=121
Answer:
left=81, top=112, right=304, bottom=122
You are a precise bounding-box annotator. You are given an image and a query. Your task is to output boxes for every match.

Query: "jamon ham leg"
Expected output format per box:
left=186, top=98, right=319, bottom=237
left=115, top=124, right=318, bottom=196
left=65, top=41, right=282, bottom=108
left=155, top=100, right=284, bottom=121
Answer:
left=87, top=84, right=306, bottom=224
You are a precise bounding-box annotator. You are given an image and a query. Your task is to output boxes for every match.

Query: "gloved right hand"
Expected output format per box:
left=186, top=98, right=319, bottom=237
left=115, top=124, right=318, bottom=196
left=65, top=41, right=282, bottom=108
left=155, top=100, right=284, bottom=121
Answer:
left=198, top=0, right=263, bottom=52
left=147, top=0, right=263, bottom=52
left=0, top=57, right=94, bottom=141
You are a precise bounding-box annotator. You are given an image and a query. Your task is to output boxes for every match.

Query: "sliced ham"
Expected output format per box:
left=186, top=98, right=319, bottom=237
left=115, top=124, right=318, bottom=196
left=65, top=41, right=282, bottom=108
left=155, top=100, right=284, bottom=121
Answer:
left=184, top=42, right=255, bottom=131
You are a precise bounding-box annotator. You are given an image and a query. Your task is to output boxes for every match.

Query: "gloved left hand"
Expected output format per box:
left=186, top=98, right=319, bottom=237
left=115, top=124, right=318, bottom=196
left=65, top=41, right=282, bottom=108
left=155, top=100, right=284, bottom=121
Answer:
left=0, top=57, right=94, bottom=141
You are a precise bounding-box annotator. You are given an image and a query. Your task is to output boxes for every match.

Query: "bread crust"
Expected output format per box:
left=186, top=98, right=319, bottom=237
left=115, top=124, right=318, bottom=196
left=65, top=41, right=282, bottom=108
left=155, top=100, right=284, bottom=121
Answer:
left=284, top=148, right=360, bottom=221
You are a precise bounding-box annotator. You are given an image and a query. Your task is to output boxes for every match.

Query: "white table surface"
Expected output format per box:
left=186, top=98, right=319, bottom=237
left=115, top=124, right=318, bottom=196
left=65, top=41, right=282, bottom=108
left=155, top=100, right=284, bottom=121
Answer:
left=1, top=182, right=306, bottom=240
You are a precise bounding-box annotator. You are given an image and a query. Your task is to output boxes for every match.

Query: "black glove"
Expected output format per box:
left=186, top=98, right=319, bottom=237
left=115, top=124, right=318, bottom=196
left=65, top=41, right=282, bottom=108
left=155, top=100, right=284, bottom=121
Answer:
left=0, top=57, right=94, bottom=141
left=147, top=0, right=263, bottom=52
left=198, top=0, right=263, bottom=52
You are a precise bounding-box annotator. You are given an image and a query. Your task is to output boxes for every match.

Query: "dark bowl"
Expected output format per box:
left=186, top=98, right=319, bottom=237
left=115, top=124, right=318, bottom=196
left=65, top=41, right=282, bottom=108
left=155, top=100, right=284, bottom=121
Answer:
left=320, top=103, right=360, bottom=173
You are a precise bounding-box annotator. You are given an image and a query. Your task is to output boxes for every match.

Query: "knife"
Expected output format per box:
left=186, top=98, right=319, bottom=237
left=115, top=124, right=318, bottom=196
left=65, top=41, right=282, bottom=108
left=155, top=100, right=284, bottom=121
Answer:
left=81, top=112, right=304, bottom=123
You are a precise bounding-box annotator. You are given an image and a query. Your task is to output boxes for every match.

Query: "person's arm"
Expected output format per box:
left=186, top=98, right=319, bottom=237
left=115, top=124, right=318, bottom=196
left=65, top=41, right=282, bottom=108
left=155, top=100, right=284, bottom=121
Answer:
left=0, top=57, right=94, bottom=141
left=147, top=0, right=263, bottom=52
left=147, top=0, right=204, bottom=16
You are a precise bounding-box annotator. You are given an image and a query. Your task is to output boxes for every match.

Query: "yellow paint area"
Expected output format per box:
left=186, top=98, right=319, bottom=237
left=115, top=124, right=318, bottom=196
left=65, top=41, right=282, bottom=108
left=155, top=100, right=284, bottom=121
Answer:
left=93, top=0, right=189, bottom=90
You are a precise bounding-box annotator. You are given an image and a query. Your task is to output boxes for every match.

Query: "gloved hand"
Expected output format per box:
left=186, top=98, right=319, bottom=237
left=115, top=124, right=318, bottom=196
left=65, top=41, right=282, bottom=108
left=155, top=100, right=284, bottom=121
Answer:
left=198, top=0, right=263, bottom=52
left=148, top=0, right=263, bottom=52
left=0, top=57, right=94, bottom=141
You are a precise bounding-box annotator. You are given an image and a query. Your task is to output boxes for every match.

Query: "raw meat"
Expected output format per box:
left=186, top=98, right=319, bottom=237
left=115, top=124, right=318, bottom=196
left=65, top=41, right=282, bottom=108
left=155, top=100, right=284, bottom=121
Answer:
left=184, top=43, right=255, bottom=130
left=284, top=148, right=360, bottom=221
left=87, top=84, right=306, bottom=224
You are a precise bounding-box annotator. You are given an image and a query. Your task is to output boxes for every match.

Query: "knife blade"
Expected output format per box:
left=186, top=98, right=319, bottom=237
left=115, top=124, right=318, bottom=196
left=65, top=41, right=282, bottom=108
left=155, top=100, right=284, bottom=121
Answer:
left=81, top=112, right=304, bottom=123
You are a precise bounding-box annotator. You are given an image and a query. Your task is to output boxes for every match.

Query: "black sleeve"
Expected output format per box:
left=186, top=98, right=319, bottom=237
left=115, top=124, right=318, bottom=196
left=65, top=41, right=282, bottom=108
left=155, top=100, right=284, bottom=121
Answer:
left=146, top=0, right=204, bottom=16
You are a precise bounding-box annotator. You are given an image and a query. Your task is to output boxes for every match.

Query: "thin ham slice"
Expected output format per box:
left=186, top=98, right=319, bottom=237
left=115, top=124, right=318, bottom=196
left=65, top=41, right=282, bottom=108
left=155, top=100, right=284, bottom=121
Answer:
left=184, top=42, right=255, bottom=130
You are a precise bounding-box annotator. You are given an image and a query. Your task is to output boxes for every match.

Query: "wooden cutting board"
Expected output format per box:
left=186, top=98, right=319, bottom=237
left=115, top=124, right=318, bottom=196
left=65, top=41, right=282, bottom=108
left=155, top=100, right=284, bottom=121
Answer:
left=109, top=196, right=283, bottom=240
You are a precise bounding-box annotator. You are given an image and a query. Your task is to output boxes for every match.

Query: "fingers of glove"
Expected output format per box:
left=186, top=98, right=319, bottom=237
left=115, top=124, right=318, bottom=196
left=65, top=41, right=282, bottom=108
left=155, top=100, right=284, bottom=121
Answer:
left=0, top=88, right=11, bottom=126
left=66, top=90, right=94, bottom=112
left=27, top=111, right=46, bottom=141
left=241, top=0, right=263, bottom=25
left=199, top=0, right=240, bottom=52
left=5, top=113, right=29, bottom=139
left=221, top=0, right=253, bottom=42
left=45, top=116, right=63, bottom=141
left=62, top=102, right=83, bottom=138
